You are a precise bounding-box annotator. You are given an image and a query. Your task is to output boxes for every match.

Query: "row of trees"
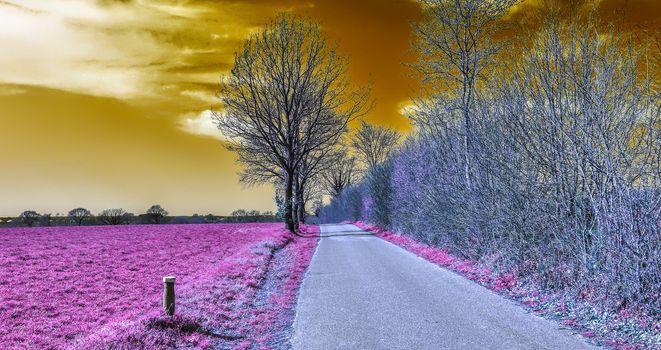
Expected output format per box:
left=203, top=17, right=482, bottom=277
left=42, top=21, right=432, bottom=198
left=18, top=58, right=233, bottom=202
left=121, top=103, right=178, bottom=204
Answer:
left=14, top=205, right=168, bottom=227
left=322, top=1, right=659, bottom=314
left=6, top=206, right=285, bottom=228
left=230, top=209, right=274, bottom=217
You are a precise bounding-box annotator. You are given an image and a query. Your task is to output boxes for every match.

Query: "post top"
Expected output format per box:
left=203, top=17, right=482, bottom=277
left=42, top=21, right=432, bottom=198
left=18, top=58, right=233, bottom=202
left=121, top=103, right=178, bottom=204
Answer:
left=163, top=276, right=176, bottom=283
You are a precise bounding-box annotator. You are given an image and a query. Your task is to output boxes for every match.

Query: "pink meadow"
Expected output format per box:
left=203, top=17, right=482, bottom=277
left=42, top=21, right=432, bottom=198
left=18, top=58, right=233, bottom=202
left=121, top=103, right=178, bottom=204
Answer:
left=0, top=224, right=316, bottom=349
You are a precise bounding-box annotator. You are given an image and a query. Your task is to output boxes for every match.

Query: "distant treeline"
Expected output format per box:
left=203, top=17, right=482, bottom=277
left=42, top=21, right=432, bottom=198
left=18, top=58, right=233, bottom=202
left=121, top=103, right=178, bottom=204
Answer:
left=0, top=206, right=279, bottom=228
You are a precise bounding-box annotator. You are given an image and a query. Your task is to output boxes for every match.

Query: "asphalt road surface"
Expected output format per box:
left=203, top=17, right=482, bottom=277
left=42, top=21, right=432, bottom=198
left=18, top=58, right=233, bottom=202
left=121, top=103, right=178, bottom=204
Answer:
left=291, top=223, right=599, bottom=350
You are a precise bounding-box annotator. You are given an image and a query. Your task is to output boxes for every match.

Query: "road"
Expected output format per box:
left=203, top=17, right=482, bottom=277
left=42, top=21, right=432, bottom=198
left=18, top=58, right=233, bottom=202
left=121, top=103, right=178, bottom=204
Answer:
left=291, top=223, right=599, bottom=350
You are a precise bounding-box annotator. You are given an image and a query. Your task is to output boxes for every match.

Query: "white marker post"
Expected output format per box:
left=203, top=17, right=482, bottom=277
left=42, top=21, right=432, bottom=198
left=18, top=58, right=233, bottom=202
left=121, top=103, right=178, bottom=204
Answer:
left=163, top=276, right=176, bottom=316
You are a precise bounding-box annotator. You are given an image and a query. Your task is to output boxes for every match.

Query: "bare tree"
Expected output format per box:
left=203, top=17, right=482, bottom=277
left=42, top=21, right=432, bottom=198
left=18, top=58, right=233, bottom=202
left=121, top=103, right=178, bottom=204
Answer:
left=146, top=205, right=168, bottom=224
left=293, top=132, right=346, bottom=227
left=322, top=150, right=356, bottom=198
left=351, top=121, right=400, bottom=169
left=68, top=208, right=91, bottom=226
left=216, top=13, right=368, bottom=232
left=19, top=210, right=40, bottom=227
left=246, top=209, right=261, bottom=216
left=231, top=209, right=248, bottom=217
left=99, top=208, right=129, bottom=225
left=413, top=0, right=517, bottom=187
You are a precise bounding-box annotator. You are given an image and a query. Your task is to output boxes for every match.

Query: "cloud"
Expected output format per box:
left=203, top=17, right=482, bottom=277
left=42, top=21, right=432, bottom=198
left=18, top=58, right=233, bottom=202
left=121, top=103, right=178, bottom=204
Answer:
left=0, top=0, right=300, bottom=104
left=0, top=0, right=315, bottom=144
left=180, top=90, right=217, bottom=103
left=178, top=110, right=225, bottom=141
left=398, top=100, right=417, bottom=119
left=0, top=85, right=27, bottom=96
left=0, top=0, right=174, bottom=98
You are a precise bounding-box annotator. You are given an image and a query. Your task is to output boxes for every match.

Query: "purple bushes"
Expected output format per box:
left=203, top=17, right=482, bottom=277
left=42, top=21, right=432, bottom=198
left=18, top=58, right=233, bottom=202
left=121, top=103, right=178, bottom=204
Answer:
left=0, top=224, right=317, bottom=349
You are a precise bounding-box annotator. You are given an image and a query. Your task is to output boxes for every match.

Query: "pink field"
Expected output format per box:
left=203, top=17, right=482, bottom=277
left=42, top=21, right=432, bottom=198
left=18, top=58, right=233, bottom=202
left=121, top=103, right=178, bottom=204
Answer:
left=0, top=223, right=317, bottom=349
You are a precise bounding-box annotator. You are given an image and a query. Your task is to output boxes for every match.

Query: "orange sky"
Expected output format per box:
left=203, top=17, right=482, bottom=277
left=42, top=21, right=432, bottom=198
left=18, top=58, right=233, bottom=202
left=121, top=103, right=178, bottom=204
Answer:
left=0, top=0, right=658, bottom=216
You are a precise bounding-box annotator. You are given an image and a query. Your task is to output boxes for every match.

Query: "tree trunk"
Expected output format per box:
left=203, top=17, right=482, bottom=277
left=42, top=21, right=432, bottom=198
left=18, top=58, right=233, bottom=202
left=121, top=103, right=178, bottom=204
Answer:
left=296, top=188, right=305, bottom=227
left=462, top=79, right=473, bottom=190
left=284, top=172, right=295, bottom=232
left=298, top=198, right=306, bottom=224
left=293, top=175, right=302, bottom=230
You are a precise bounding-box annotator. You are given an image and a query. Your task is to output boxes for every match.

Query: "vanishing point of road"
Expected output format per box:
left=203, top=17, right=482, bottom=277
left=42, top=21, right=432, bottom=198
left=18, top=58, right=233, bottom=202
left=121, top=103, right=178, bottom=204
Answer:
left=291, top=223, right=599, bottom=350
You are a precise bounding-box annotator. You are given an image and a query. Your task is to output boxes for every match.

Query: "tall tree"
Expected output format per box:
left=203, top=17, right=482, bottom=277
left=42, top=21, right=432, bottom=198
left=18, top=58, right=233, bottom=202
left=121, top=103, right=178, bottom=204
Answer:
left=293, top=126, right=345, bottom=227
left=146, top=205, right=168, bottom=224
left=68, top=208, right=91, bottom=226
left=322, top=150, right=356, bottom=198
left=217, top=13, right=368, bottom=232
left=351, top=121, right=400, bottom=169
left=413, top=0, right=517, bottom=188
left=98, top=208, right=129, bottom=225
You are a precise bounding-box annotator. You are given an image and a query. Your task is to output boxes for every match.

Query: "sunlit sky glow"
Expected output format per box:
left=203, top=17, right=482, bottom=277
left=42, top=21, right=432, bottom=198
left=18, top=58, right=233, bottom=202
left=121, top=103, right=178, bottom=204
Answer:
left=0, top=0, right=658, bottom=216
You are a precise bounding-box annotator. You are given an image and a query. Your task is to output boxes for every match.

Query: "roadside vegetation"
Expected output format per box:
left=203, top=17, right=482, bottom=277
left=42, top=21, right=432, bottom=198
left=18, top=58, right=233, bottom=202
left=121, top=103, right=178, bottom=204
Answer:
left=322, top=1, right=660, bottom=349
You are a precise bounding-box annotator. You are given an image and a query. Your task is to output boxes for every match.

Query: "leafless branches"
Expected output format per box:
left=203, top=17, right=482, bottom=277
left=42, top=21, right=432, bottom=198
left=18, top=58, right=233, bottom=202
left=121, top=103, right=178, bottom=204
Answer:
left=68, top=208, right=91, bottom=226
left=322, top=150, right=356, bottom=198
left=98, top=208, right=130, bottom=225
left=216, top=13, right=369, bottom=232
left=413, top=0, right=518, bottom=188
left=351, top=121, right=400, bottom=170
